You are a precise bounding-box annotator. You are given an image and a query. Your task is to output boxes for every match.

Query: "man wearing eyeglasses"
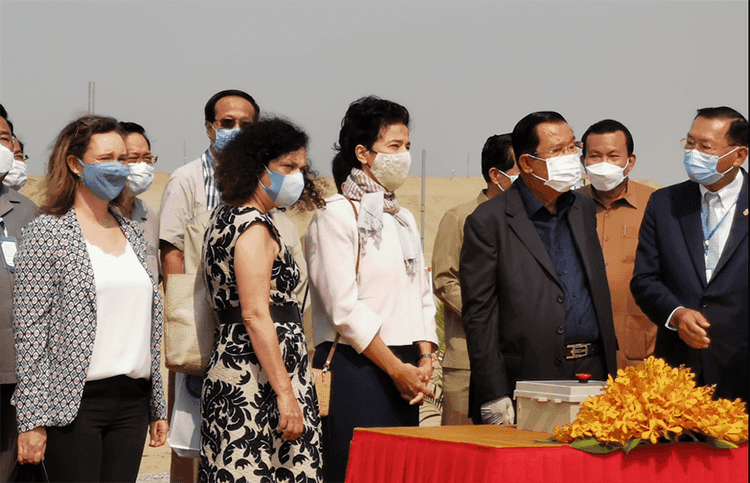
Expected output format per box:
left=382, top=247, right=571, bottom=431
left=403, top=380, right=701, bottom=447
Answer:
left=461, top=111, right=617, bottom=426
left=117, top=121, right=160, bottom=281
left=632, top=107, right=748, bottom=403
left=0, top=104, right=38, bottom=481
left=2, top=138, right=28, bottom=191
left=159, top=89, right=259, bottom=283
left=158, top=90, right=258, bottom=483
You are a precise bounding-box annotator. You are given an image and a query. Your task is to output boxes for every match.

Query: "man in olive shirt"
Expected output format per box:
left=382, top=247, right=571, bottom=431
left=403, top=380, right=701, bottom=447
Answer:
left=0, top=105, right=37, bottom=480
left=578, top=119, right=655, bottom=369
left=432, top=134, right=518, bottom=425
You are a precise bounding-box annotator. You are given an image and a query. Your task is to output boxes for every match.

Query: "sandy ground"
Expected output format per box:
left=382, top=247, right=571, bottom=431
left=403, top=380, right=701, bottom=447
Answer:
left=18, top=172, right=660, bottom=478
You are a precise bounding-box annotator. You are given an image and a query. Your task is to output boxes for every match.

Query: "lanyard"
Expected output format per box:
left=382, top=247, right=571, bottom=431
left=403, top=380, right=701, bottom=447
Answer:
left=0, top=217, right=8, bottom=238
left=701, top=191, right=740, bottom=255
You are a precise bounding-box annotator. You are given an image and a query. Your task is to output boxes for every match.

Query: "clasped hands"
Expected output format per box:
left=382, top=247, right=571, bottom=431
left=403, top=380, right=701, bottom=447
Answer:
left=393, top=357, right=435, bottom=405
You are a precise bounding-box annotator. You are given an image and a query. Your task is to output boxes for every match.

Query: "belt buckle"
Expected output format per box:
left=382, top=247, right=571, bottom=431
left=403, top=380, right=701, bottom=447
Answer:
left=566, top=343, right=589, bottom=360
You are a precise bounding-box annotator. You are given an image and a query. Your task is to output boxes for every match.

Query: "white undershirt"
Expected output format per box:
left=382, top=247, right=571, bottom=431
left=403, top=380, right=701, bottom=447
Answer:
left=85, top=240, right=153, bottom=381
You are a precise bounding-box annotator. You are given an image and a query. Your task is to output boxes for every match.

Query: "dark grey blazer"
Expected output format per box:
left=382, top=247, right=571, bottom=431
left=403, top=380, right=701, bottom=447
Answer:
left=460, top=183, right=618, bottom=424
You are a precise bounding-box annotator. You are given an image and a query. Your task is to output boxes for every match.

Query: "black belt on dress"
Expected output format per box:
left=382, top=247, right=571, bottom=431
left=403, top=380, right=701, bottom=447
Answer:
left=564, top=342, right=601, bottom=360
left=217, top=304, right=301, bottom=325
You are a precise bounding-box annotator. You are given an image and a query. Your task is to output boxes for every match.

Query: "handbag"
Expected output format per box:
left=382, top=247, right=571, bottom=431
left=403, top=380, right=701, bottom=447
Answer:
left=311, top=196, right=360, bottom=417
left=163, top=211, right=219, bottom=375
left=5, top=460, right=50, bottom=483
left=164, top=271, right=218, bottom=375
left=166, top=372, right=202, bottom=459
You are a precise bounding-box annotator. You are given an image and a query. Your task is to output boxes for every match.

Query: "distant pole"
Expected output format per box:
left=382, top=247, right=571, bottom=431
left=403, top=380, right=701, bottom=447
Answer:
left=466, top=153, right=470, bottom=177
left=420, top=149, right=426, bottom=248
left=87, top=81, right=95, bottom=114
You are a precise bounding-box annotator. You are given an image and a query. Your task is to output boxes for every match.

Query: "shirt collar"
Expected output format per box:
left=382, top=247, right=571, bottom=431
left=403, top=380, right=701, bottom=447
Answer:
left=590, top=178, right=639, bottom=210
left=130, top=198, right=148, bottom=221
left=699, top=169, right=744, bottom=210
left=516, top=176, right=574, bottom=219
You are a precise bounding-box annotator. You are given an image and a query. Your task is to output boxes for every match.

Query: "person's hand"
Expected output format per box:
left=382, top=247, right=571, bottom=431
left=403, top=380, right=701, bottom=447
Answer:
left=17, top=427, right=46, bottom=465
left=480, top=396, right=515, bottom=425
left=149, top=419, right=169, bottom=448
left=391, top=363, right=435, bottom=405
left=276, top=392, right=304, bottom=441
left=416, top=356, right=434, bottom=384
left=671, top=308, right=711, bottom=349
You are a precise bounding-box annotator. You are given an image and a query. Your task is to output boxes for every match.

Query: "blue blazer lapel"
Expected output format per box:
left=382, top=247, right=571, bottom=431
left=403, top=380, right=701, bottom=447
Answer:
left=505, top=188, right=562, bottom=289
left=677, top=182, right=707, bottom=286
left=712, top=170, right=748, bottom=279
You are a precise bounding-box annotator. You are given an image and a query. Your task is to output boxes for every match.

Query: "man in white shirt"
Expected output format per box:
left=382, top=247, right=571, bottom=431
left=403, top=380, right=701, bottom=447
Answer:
left=631, top=106, right=748, bottom=403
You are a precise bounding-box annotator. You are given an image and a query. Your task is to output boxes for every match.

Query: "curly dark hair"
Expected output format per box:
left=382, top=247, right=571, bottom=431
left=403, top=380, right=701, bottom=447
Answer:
left=215, top=117, right=325, bottom=210
left=333, top=96, right=410, bottom=181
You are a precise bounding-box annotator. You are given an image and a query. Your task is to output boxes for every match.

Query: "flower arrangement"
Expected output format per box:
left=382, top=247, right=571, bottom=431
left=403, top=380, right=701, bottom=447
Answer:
left=552, top=357, right=748, bottom=454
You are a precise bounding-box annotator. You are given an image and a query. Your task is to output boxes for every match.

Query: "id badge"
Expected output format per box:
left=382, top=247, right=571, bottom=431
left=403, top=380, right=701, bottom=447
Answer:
left=1, top=237, right=18, bottom=271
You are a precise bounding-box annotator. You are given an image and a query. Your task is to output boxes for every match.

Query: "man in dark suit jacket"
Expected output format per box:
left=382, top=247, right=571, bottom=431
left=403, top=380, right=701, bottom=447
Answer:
left=461, top=112, right=618, bottom=425
left=631, top=107, right=748, bottom=403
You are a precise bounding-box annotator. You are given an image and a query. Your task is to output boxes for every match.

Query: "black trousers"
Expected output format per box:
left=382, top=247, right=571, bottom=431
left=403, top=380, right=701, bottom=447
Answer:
left=44, top=375, right=150, bottom=483
left=313, top=343, right=419, bottom=483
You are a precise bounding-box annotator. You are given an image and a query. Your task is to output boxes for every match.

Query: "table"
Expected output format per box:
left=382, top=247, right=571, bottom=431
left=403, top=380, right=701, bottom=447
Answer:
left=345, top=425, right=748, bottom=483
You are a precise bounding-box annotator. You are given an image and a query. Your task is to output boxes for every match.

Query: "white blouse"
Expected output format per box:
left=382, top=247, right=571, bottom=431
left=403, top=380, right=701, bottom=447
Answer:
left=305, top=194, right=438, bottom=353
left=85, top=240, right=153, bottom=381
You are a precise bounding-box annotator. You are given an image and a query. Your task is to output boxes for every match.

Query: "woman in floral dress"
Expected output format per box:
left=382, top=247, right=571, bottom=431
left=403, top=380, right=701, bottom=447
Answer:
left=199, top=118, right=325, bottom=483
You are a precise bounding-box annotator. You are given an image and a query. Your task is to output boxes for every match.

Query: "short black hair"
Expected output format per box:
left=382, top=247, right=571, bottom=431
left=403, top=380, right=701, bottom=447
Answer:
left=481, top=134, right=515, bottom=182
left=204, top=89, right=260, bottom=123
left=695, top=106, right=748, bottom=147
left=332, top=96, right=410, bottom=181
left=119, top=121, right=151, bottom=149
left=581, top=119, right=634, bottom=157
left=0, top=103, right=7, bottom=121
left=511, top=111, right=567, bottom=160
left=215, top=117, right=324, bottom=211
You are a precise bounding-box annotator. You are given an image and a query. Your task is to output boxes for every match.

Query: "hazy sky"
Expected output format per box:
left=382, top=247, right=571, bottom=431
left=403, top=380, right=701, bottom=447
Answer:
left=1, top=0, right=748, bottom=187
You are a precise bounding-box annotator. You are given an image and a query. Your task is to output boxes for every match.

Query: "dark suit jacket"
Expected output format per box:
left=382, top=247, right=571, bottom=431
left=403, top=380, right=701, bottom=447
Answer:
left=631, top=170, right=748, bottom=402
left=460, top=185, right=618, bottom=423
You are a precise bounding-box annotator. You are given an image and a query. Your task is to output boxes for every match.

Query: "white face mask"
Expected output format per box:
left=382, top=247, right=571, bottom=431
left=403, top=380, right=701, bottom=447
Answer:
left=496, top=170, right=518, bottom=192
left=585, top=160, right=628, bottom=192
left=369, top=151, right=411, bottom=192
left=529, top=152, right=582, bottom=193
left=3, top=159, right=27, bottom=190
left=127, top=162, right=155, bottom=196
left=0, top=144, right=13, bottom=177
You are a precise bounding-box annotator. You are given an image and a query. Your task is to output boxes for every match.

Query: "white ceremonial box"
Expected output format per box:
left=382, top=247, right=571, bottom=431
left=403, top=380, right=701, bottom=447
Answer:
left=513, top=380, right=606, bottom=433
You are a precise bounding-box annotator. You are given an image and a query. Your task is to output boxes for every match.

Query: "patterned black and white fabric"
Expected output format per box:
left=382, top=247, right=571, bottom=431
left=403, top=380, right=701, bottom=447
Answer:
left=11, top=207, right=167, bottom=433
left=200, top=205, right=322, bottom=483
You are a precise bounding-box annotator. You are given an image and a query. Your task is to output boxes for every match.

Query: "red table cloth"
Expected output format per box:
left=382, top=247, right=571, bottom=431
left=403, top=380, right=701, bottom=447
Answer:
left=345, top=425, right=748, bottom=483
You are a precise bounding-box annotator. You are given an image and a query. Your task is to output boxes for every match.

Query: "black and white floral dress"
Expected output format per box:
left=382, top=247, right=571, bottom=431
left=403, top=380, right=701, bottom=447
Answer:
left=199, top=205, right=322, bottom=483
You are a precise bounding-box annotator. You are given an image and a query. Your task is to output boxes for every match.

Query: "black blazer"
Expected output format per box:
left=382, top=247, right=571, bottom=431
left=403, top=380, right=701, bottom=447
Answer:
left=460, top=184, right=618, bottom=423
left=631, top=170, right=748, bottom=402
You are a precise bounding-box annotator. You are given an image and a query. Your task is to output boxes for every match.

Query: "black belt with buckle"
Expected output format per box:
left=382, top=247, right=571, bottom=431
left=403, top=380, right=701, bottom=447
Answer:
left=564, top=342, right=600, bottom=360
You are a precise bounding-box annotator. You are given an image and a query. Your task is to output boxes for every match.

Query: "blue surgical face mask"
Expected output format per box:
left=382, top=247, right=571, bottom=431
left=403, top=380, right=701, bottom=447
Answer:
left=261, top=167, right=305, bottom=208
left=77, top=158, right=130, bottom=201
left=212, top=126, right=240, bottom=152
left=684, top=148, right=738, bottom=186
